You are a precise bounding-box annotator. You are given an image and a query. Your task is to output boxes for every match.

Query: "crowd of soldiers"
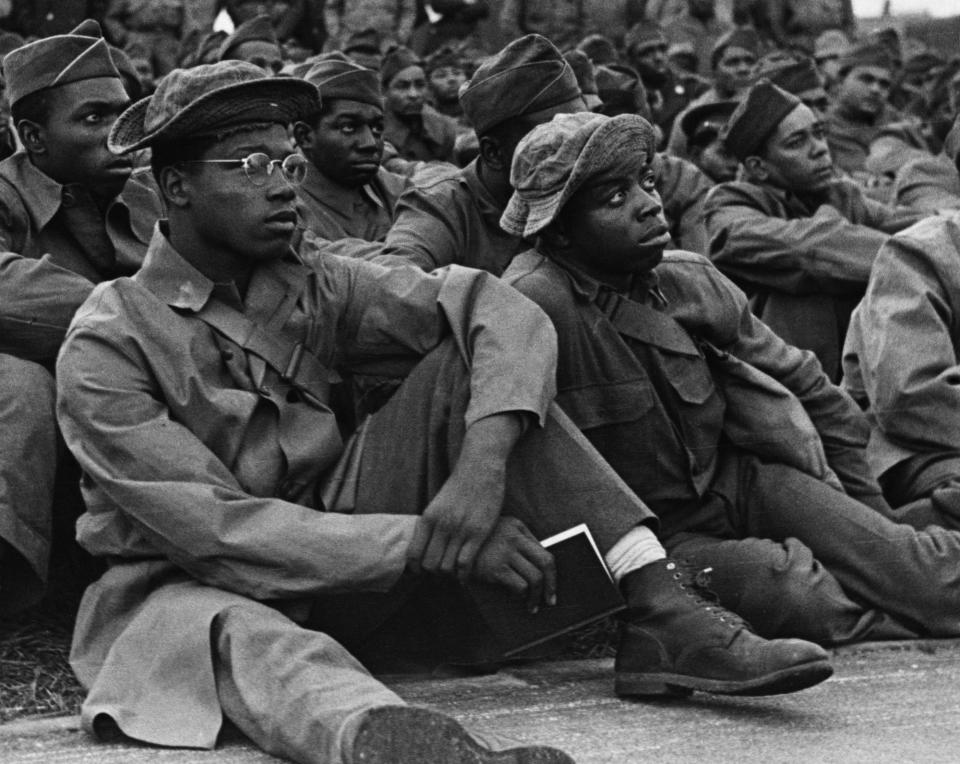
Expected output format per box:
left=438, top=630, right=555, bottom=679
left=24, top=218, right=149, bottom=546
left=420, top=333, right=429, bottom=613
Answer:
left=3, top=3, right=960, bottom=763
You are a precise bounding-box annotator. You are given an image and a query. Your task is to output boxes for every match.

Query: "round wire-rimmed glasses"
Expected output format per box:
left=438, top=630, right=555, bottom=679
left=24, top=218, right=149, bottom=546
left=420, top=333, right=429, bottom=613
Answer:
left=180, top=152, right=309, bottom=187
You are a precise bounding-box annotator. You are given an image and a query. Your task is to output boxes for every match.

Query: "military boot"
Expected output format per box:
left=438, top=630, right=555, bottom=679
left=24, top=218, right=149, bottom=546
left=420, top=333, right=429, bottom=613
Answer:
left=615, top=559, right=833, bottom=697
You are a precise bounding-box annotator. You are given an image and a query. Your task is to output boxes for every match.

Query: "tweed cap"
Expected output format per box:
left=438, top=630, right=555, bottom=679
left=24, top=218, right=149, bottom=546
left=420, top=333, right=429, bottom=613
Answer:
left=625, top=23, right=667, bottom=58
left=711, top=28, right=761, bottom=70
left=219, top=14, right=278, bottom=61
left=838, top=41, right=895, bottom=75
left=564, top=50, right=602, bottom=110
left=759, top=58, right=823, bottom=96
left=720, top=78, right=801, bottom=161
left=380, top=46, right=421, bottom=87
left=501, top=111, right=657, bottom=238
left=460, top=34, right=583, bottom=136
left=680, top=99, right=738, bottom=142
left=109, top=60, right=320, bottom=154
left=3, top=21, right=121, bottom=106
left=304, top=57, right=383, bottom=109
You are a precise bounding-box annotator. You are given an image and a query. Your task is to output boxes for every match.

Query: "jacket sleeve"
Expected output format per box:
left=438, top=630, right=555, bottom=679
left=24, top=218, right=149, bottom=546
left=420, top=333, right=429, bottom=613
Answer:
left=56, top=295, right=418, bottom=600
left=893, top=157, right=960, bottom=214
left=704, top=182, right=889, bottom=296
left=376, top=177, right=467, bottom=270
left=849, top=217, right=960, bottom=457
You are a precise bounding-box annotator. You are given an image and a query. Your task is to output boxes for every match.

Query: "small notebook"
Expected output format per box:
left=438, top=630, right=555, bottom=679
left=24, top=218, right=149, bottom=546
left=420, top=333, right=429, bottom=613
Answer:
left=467, top=523, right=626, bottom=658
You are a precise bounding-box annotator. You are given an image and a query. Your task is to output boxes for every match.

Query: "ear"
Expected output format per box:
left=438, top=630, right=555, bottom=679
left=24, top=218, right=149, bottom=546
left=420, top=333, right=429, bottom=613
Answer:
left=159, top=165, right=191, bottom=209
left=293, top=120, right=315, bottom=151
left=539, top=220, right=571, bottom=253
left=16, top=120, right=45, bottom=156
left=742, top=155, right=768, bottom=183
left=478, top=135, right=508, bottom=171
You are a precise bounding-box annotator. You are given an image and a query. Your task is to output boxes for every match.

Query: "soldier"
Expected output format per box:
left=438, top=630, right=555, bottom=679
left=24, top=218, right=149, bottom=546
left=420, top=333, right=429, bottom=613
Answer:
left=219, top=13, right=284, bottom=75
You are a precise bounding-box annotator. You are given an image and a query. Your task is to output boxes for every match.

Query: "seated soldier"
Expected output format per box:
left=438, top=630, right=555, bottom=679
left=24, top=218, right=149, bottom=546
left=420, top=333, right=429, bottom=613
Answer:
left=423, top=44, right=469, bottom=125
left=702, top=80, right=922, bottom=382
left=503, top=110, right=960, bottom=648
left=379, top=34, right=588, bottom=274
left=292, top=55, right=408, bottom=242
left=218, top=13, right=284, bottom=76
left=380, top=46, right=459, bottom=166
left=0, top=21, right=162, bottom=615
left=843, top=175, right=960, bottom=528
left=679, top=99, right=739, bottom=183
left=55, top=61, right=831, bottom=764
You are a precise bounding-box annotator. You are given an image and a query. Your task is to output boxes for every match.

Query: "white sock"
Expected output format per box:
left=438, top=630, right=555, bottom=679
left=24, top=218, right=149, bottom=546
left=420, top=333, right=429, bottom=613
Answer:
left=604, top=525, right=666, bottom=583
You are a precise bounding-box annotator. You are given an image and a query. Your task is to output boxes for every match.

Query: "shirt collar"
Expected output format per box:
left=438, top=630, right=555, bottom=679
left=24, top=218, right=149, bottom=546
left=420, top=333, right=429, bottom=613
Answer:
left=548, top=252, right=667, bottom=307
left=300, top=161, right=385, bottom=219
left=4, top=152, right=66, bottom=230
left=134, top=222, right=216, bottom=311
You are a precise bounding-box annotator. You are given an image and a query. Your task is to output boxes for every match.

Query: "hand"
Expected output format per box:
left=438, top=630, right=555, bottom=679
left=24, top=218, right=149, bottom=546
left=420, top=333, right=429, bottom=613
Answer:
left=473, top=517, right=557, bottom=613
left=407, top=413, right=525, bottom=579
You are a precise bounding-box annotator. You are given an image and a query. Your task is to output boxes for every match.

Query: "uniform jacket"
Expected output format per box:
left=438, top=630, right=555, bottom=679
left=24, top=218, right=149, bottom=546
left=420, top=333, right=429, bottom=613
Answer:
left=657, top=152, right=713, bottom=254
left=56, top=224, right=557, bottom=749
left=894, top=153, right=960, bottom=213
left=296, top=164, right=409, bottom=242
left=383, top=104, right=459, bottom=165
left=703, top=178, right=922, bottom=380
left=843, top=214, right=960, bottom=477
left=504, top=249, right=881, bottom=540
left=0, top=152, right=162, bottom=363
left=378, top=158, right=526, bottom=275
left=826, top=104, right=902, bottom=177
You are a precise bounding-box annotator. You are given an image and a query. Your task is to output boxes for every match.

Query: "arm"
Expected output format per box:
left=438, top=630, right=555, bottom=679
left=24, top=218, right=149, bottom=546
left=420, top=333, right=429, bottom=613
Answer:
left=829, top=176, right=926, bottom=234
left=704, top=183, right=889, bottom=295
left=893, top=157, right=960, bottom=214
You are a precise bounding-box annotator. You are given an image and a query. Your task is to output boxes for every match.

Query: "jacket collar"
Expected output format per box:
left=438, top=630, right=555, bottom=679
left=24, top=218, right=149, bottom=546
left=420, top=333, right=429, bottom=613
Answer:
left=546, top=251, right=666, bottom=307
left=134, top=222, right=216, bottom=311
left=299, top=161, right=386, bottom=218
left=1, top=151, right=65, bottom=231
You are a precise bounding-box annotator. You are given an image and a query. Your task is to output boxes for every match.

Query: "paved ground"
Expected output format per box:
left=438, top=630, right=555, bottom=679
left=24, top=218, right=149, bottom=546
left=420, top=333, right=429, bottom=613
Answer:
left=2, top=639, right=959, bottom=763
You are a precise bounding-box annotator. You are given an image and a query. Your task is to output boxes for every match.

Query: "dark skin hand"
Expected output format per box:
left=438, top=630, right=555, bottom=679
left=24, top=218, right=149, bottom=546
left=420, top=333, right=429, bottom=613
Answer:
left=407, top=412, right=558, bottom=612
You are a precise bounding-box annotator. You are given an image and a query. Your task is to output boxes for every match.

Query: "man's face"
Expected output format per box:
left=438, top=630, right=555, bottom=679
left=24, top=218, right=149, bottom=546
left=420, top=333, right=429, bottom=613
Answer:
left=428, top=65, right=466, bottom=104
left=714, top=45, right=757, bottom=95
left=183, top=124, right=300, bottom=263
left=39, top=76, right=132, bottom=197
left=814, top=52, right=841, bottom=86
left=692, top=133, right=739, bottom=182
left=233, top=39, right=284, bottom=75
left=299, top=98, right=385, bottom=188
left=633, top=42, right=669, bottom=78
left=836, top=65, right=892, bottom=118
left=758, top=104, right=835, bottom=193
left=562, top=157, right=670, bottom=280
left=385, top=65, right=427, bottom=116
left=798, top=87, right=830, bottom=120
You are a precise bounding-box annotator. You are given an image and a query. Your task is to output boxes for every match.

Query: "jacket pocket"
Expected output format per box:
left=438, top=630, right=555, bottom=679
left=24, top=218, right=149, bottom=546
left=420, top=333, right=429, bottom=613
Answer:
left=661, top=353, right=717, bottom=405
left=557, top=378, right=655, bottom=431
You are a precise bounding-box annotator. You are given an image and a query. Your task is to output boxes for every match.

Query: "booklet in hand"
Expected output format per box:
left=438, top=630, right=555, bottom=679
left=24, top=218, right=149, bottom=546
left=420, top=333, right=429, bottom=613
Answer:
left=467, top=523, right=626, bottom=658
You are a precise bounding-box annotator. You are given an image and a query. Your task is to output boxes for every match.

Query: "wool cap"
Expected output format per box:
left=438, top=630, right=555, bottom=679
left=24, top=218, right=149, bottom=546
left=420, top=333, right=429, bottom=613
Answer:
left=501, top=111, right=657, bottom=239
left=758, top=58, right=823, bottom=96
left=838, top=41, right=895, bottom=75
left=680, top=99, right=738, bottom=143
left=380, top=46, right=421, bottom=87
left=595, top=63, right=650, bottom=119
left=460, top=34, right=583, bottom=136
left=304, top=56, right=383, bottom=109
left=3, top=20, right=121, bottom=106
left=625, top=23, right=667, bottom=58
left=219, top=14, right=278, bottom=61
left=813, top=29, right=850, bottom=60
left=109, top=60, right=319, bottom=154
left=711, top=28, right=761, bottom=70
left=564, top=50, right=602, bottom=110
left=720, top=78, right=801, bottom=161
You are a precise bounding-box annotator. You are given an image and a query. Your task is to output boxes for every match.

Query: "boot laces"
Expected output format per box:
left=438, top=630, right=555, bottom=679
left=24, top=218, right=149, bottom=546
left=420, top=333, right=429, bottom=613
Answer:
left=671, top=560, right=753, bottom=632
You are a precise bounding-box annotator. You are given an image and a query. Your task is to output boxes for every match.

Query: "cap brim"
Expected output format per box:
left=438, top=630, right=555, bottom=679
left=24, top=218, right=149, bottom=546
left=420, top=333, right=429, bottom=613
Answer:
left=109, top=77, right=319, bottom=154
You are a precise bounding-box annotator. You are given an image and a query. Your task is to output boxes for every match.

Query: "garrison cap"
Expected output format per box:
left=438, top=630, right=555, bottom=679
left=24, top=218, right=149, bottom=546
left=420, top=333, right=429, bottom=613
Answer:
left=564, top=50, right=602, bottom=110
left=502, top=111, right=656, bottom=238
left=838, top=41, right=895, bottom=75
left=595, top=63, right=649, bottom=119
left=720, top=78, right=801, bottom=161
left=424, top=44, right=464, bottom=75
left=680, top=99, right=738, bottom=143
left=758, top=57, right=823, bottom=96
left=109, top=60, right=319, bottom=154
left=380, top=46, right=421, bottom=87
left=625, top=23, right=667, bottom=58
left=304, top=56, right=383, bottom=109
left=460, top=34, right=583, bottom=136
left=3, top=19, right=121, bottom=107
left=219, top=14, right=278, bottom=61
left=711, top=28, right=761, bottom=70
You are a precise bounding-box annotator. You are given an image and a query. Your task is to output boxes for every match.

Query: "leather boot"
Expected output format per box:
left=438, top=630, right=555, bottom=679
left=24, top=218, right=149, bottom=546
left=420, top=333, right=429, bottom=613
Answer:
left=348, top=706, right=576, bottom=764
left=615, top=559, right=833, bottom=697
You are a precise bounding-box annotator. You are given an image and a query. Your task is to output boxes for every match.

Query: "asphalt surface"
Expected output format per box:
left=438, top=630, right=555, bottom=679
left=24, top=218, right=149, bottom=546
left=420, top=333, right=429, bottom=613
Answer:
left=2, top=640, right=958, bottom=763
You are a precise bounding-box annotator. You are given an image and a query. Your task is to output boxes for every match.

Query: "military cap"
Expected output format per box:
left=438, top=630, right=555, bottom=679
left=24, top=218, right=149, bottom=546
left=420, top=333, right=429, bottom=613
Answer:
left=720, top=78, right=801, bottom=161
left=3, top=19, right=121, bottom=107
left=460, top=34, right=583, bottom=136
left=304, top=57, right=383, bottom=109
left=0, top=31, right=24, bottom=60
left=868, top=26, right=901, bottom=63
left=576, top=34, right=619, bottom=67
left=813, top=29, right=850, bottom=60
left=344, top=28, right=383, bottom=55
left=711, top=28, right=761, bottom=70
left=625, top=23, right=667, bottom=58
left=758, top=58, right=823, bottom=96
left=680, top=99, right=738, bottom=143
left=564, top=50, right=602, bottom=110
left=424, top=44, right=464, bottom=76
left=903, top=50, right=944, bottom=78
left=109, top=60, right=319, bottom=154
left=380, top=46, right=421, bottom=87
left=109, top=44, right=144, bottom=100
left=502, top=111, right=657, bottom=239
left=219, top=14, right=278, bottom=61
left=838, top=41, right=895, bottom=75
left=595, top=63, right=649, bottom=119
